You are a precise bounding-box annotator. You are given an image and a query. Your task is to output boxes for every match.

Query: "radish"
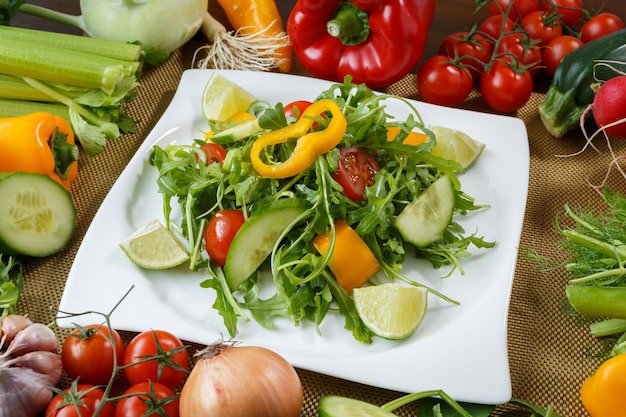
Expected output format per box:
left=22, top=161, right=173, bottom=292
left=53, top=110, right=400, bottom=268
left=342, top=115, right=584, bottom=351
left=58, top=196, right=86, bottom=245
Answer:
left=591, top=75, right=626, bottom=139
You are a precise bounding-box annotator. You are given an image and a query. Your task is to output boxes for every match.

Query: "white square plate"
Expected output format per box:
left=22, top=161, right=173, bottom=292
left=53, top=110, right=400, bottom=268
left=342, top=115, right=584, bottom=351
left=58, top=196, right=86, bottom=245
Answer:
left=59, top=69, right=529, bottom=404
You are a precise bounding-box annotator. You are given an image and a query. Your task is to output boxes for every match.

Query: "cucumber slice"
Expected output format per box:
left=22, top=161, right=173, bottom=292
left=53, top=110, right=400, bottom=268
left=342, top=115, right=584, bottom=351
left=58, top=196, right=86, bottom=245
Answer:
left=319, top=396, right=399, bottom=417
left=210, top=119, right=262, bottom=144
left=223, top=199, right=307, bottom=290
left=0, top=172, right=76, bottom=257
left=394, top=174, right=455, bottom=248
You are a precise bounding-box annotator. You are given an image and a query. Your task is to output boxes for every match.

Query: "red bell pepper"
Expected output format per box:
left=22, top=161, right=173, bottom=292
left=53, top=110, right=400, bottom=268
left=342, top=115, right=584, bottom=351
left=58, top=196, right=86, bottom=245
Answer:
left=287, top=0, right=435, bottom=89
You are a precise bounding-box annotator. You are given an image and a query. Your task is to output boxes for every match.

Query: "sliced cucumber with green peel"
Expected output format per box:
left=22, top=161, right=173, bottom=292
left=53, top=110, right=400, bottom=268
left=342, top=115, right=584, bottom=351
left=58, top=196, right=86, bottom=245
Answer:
left=0, top=172, right=76, bottom=257
left=394, top=174, right=455, bottom=248
left=319, top=396, right=399, bottom=417
left=210, top=119, right=262, bottom=144
left=223, top=199, right=307, bottom=290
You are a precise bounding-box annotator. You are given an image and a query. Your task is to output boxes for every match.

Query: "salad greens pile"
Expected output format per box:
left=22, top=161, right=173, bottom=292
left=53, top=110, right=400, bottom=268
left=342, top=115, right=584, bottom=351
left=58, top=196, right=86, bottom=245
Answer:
left=149, top=77, right=494, bottom=343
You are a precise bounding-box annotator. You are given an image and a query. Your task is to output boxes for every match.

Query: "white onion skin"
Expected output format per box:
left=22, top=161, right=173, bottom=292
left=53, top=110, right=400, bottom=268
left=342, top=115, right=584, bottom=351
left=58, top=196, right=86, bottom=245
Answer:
left=179, top=342, right=303, bottom=417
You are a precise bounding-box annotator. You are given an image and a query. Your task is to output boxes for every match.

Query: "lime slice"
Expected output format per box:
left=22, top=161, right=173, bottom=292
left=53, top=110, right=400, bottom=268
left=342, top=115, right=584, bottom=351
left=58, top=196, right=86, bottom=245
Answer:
left=119, top=219, right=189, bottom=270
left=430, top=126, right=485, bottom=172
left=201, top=73, right=257, bottom=121
left=353, top=283, right=428, bottom=340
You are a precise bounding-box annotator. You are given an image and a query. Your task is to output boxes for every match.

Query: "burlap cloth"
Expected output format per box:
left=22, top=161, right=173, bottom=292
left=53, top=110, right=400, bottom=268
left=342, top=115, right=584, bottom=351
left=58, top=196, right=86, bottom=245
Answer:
left=18, top=42, right=626, bottom=416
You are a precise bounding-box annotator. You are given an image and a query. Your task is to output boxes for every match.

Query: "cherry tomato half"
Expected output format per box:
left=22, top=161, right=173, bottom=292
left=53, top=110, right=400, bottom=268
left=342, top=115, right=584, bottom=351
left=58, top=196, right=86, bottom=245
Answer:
left=417, top=56, right=473, bottom=107
left=284, top=100, right=313, bottom=119
left=522, top=10, right=563, bottom=47
left=204, top=209, right=246, bottom=267
left=438, top=31, right=493, bottom=79
left=580, top=13, right=625, bottom=43
left=333, top=147, right=380, bottom=202
left=46, top=385, right=114, bottom=417
left=199, top=142, right=227, bottom=165
left=115, top=381, right=179, bottom=417
left=542, top=35, right=584, bottom=78
left=123, top=330, right=189, bottom=389
left=480, top=60, right=533, bottom=112
left=61, top=324, right=124, bottom=386
left=540, top=0, right=584, bottom=27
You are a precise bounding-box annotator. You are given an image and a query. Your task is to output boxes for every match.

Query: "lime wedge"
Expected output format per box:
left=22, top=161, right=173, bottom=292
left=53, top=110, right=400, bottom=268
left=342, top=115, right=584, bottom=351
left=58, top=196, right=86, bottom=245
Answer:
left=202, top=73, right=257, bottom=121
left=430, top=126, right=485, bottom=172
left=353, top=283, right=428, bottom=340
left=119, top=219, right=189, bottom=270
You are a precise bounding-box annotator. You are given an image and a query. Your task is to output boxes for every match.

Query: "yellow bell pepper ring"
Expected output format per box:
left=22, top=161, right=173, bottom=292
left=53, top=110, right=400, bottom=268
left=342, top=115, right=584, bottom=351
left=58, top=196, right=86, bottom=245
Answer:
left=0, top=112, right=78, bottom=192
left=250, top=99, right=347, bottom=179
left=580, top=352, right=626, bottom=417
left=312, top=220, right=380, bottom=295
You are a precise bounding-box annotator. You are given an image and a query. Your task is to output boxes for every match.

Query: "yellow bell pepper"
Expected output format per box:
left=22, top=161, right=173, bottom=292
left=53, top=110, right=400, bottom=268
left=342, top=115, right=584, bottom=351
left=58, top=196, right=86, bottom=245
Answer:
left=386, top=126, right=428, bottom=145
left=250, top=99, right=347, bottom=178
left=0, top=112, right=78, bottom=191
left=580, top=352, right=626, bottom=417
left=312, top=220, right=380, bottom=295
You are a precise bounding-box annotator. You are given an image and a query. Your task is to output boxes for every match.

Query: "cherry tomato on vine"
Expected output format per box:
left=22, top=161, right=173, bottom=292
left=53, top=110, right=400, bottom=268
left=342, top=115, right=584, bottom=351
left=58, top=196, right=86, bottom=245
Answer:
left=478, top=14, right=516, bottom=39
left=46, top=385, right=115, bottom=417
left=497, top=32, right=542, bottom=76
left=199, top=142, right=227, bottom=165
left=333, top=147, right=380, bottom=202
left=580, top=13, right=625, bottom=43
left=284, top=100, right=312, bottom=119
left=115, top=381, right=180, bottom=417
left=540, top=0, right=584, bottom=27
left=521, top=10, right=563, bottom=47
left=61, top=324, right=124, bottom=386
left=123, top=330, right=189, bottom=389
left=480, top=60, right=533, bottom=112
left=204, top=209, right=246, bottom=267
left=417, top=56, right=473, bottom=107
left=489, top=0, right=540, bottom=21
left=542, top=35, right=584, bottom=78
left=438, top=31, right=493, bottom=79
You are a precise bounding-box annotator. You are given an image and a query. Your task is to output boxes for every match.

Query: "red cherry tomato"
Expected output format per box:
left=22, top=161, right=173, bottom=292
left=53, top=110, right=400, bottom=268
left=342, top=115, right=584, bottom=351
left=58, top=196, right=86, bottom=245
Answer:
left=46, top=385, right=114, bottom=417
left=438, top=31, right=493, bottom=79
left=542, top=35, right=584, bottom=78
left=489, top=0, right=540, bottom=21
left=497, top=32, right=542, bottom=76
left=284, top=100, right=312, bottom=119
left=478, top=14, right=516, bottom=39
left=480, top=60, right=533, bottom=112
left=417, top=56, right=473, bottom=107
left=123, top=330, right=189, bottom=389
left=333, top=147, right=380, bottom=202
left=199, top=142, right=227, bottom=165
left=522, top=10, right=563, bottom=47
left=115, top=381, right=179, bottom=417
left=61, top=324, right=124, bottom=386
left=580, top=13, right=625, bottom=43
left=204, top=209, right=246, bottom=267
left=540, top=0, right=584, bottom=27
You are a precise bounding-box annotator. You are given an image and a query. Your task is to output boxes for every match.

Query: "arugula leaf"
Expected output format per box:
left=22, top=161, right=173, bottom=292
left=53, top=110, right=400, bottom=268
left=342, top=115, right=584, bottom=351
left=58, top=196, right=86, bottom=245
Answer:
left=0, top=254, right=24, bottom=315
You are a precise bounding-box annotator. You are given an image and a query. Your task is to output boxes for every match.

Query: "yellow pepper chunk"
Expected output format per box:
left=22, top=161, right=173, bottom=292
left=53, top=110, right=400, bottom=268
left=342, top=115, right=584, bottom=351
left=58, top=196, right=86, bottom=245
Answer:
left=386, top=126, right=429, bottom=145
left=581, top=352, right=626, bottom=417
left=312, top=220, right=380, bottom=295
left=250, top=99, right=347, bottom=178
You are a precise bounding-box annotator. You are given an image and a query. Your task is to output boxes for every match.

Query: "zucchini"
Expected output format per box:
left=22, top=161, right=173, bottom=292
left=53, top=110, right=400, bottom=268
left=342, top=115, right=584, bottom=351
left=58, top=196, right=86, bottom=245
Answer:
left=223, top=198, right=307, bottom=290
left=394, top=174, right=455, bottom=248
left=318, top=396, right=398, bottom=417
left=539, top=29, right=626, bottom=138
left=0, top=172, right=76, bottom=257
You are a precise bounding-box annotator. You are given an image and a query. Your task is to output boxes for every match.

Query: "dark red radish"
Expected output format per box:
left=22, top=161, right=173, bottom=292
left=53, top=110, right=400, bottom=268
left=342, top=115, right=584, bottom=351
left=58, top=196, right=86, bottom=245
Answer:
left=592, top=76, right=626, bottom=138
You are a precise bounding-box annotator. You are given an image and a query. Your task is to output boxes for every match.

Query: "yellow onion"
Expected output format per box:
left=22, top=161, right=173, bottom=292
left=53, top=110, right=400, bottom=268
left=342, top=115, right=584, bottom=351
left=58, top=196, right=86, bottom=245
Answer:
left=179, top=340, right=303, bottom=417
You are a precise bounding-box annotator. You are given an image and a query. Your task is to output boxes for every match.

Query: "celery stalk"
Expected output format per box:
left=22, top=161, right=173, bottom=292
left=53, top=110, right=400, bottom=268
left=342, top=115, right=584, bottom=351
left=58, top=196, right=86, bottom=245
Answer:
left=0, top=42, right=124, bottom=92
left=590, top=318, right=626, bottom=338
left=0, top=25, right=142, bottom=62
left=566, top=285, right=626, bottom=319
left=0, top=98, right=70, bottom=120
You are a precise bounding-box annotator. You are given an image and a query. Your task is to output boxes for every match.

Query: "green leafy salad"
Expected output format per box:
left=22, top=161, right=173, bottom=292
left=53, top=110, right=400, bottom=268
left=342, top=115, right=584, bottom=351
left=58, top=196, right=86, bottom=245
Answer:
left=149, top=77, right=494, bottom=343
